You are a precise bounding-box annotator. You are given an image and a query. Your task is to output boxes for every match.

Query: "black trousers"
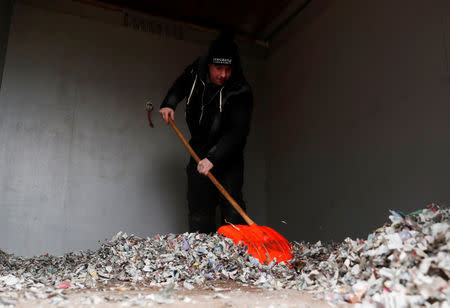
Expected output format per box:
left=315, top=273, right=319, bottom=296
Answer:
left=186, top=158, right=247, bottom=233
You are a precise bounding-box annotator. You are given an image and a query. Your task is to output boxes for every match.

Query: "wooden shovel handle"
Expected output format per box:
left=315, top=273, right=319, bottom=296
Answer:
left=168, top=118, right=254, bottom=226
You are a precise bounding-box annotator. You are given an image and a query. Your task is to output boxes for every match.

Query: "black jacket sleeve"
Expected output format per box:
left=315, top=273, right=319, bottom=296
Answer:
left=206, top=88, right=253, bottom=165
left=160, top=59, right=197, bottom=110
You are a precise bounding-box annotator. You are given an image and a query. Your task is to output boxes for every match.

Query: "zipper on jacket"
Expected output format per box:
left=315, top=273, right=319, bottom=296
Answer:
left=199, top=86, right=224, bottom=125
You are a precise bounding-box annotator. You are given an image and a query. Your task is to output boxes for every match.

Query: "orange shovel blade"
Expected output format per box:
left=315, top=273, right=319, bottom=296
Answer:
left=217, top=223, right=293, bottom=264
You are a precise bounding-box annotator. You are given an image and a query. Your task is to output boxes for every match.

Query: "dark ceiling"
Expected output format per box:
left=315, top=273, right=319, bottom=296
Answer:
left=77, top=0, right=312, bottom=43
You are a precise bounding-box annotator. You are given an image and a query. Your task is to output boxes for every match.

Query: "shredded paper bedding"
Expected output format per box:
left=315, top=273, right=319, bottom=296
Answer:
left=0, top=205, right=448, bottom=307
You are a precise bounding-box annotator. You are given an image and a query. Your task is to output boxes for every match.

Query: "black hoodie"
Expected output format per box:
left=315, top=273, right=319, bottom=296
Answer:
left=160, top=55, right=253, bottom=168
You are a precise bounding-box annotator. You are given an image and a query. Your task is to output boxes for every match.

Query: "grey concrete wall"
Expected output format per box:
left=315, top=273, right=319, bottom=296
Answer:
left=265, top=0, right=450, bottom=243
left=0, top=0, right=13, bottom=89
left=0, top=2, right=267, bottom=256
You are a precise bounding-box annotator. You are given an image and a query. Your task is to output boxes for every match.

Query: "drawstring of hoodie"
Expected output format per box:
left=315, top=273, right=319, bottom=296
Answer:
left=187, top=73, right=225, bottom=125
left=199, top=85, right=224, bottom=125
left=219, top=88, right=223, bottom=112
left=187, top=74, right=198, bottom=106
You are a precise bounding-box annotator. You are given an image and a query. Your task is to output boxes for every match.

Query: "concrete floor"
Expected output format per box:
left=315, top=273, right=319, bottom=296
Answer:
left=8, top=281, right=351, bottom=308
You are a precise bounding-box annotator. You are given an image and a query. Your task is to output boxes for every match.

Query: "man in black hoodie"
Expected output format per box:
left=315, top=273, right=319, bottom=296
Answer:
left=159, top=33, right=253, bottom=234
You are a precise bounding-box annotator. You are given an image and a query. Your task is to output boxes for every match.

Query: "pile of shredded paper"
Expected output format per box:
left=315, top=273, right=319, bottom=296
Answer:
left=0, top=205, right=448, bottom=307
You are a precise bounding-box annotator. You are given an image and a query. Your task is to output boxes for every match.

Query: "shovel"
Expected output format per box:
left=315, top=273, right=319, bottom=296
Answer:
left=168, top=118, right=292, bottom=264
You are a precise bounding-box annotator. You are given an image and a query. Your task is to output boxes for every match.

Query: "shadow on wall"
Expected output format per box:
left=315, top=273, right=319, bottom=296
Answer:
left=0, top=0, right=13, bottom=89
left=269, top=0, right=336, bottom=54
